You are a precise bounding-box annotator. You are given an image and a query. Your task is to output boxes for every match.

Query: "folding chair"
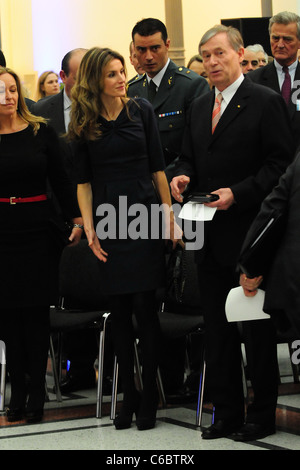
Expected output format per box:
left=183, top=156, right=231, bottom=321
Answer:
left=48, top=240, right=112, bottom=418
left=0, top=340, right=6, bottom=413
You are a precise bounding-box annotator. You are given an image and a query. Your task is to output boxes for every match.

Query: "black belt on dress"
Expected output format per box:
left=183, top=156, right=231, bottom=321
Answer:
left=0, top=194, right=48, bottom=204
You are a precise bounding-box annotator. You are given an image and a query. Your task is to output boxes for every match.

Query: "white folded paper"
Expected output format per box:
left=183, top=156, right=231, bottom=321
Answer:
left=178, top=202, right=217, bottom=221
left=225, top=286, right=270, bottom=322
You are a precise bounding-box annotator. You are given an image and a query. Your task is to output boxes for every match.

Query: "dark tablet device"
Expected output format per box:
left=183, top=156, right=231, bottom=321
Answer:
left=184, top=192, right=219, bottom=203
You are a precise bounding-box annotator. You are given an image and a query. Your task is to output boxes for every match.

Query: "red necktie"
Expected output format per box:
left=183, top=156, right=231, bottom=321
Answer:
left=212, top=93, right=223, bottom=133
left=281, top=66, right=291, bottom=105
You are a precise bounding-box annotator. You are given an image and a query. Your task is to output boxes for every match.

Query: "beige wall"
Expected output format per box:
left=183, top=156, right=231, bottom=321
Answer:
left=182, top=0, right=262, bottom=64
left=1, top=0, right=300, bottom=99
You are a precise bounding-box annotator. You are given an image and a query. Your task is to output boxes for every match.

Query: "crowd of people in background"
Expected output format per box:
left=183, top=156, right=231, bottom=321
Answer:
left=1, top=10, right=300, bottom=443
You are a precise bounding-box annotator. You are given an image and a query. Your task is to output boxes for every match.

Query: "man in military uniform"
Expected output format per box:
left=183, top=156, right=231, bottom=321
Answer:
left=128, top=19, right=209, bottom=403
left=128, top=40, right=145, bottom=84
left=128, top=18, right=210, bottom=182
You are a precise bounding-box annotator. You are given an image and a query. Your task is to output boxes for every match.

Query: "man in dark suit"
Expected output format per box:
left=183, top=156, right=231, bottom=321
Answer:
left=239, top=153, right=300, bottom=338
left=33, top=48, right=87, bottom=181
left=247, top=11, right=300, bottom=147
left=127, top=18, right=210, bottom=182
left=171, top=25, right=295, bottom=441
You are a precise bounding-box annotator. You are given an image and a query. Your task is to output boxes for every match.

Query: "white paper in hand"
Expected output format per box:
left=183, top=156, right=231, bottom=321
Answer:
left=225, top=286, right=270, bottom=322
left=178, top=202, right=217, bottom=221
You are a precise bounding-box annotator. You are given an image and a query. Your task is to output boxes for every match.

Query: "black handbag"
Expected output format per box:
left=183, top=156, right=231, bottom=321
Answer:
left=166, top=243, right=187, bottom=304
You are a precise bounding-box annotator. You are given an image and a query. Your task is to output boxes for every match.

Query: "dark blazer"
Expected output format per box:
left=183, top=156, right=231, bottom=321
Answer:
left=247, top=62, right=300, bottom=147
left=32, top=91, right=74, bottom=181
left=127, top=60, right=210, bottom=176
left=241, top=153, right=300, bottom=335
left=176, top=76, right=295, bottom=266
left=33, top=90, right=66, bottom=133
left=32, top=90, right=78, bottom=229
left=25, top=98, right=35, bottom=112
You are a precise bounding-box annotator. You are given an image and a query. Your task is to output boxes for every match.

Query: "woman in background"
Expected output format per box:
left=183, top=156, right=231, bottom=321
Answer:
left=0, top=66, right=83, bottom=423
left=68, top=47, right=181, bottom=431
left=35, top=70, right=60, bottom=101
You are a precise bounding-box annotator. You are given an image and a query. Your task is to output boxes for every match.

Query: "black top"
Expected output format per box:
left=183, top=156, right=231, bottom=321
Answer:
left=0, top=123, right=80, bottom=307
left=0, top=123, right=79, bottom=232
left=75, top=98, right=166, bottom=295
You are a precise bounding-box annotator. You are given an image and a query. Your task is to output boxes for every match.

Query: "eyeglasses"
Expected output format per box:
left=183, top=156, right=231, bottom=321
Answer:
left=242, top=60, right=259, bottom=67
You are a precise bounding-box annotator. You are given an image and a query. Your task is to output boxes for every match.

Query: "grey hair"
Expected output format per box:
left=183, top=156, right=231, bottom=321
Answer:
left=199, top=24, right=244, bottom=53
left=269, top=11, right=300, bottom=39
left=246, top=44, right=268, bottom=61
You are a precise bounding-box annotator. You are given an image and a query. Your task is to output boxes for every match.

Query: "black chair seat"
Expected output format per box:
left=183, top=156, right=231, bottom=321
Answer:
left=50, top=307, right=105, bottom=332
left=158, top=312, right=204, bottom=339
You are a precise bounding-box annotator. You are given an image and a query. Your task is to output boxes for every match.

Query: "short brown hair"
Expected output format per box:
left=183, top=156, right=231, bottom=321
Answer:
left=199, top=24, right=244, bottom=54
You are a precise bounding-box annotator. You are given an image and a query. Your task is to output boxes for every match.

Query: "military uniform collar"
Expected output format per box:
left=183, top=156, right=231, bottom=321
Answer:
left=146, top=58, right=170, bottom=88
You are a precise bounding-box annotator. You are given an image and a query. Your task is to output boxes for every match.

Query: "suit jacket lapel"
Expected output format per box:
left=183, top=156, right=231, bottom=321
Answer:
left=262, top=63, right=281, bottom=93
left=211, top=79, right=250, bottom=142
left=49, top=91, right=66, bottom=134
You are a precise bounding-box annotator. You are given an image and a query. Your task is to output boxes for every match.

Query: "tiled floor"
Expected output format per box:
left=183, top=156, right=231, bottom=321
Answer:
left=0, top=344, right=300, bottom=451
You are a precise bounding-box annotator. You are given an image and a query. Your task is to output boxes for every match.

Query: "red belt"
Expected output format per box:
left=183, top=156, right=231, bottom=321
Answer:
left=0, top=194, right=48, bottom=205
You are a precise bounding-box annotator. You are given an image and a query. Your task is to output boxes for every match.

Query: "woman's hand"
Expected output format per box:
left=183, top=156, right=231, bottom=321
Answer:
left=85, top=228, right=108, bottom=263
left=68, top=226, right=83, bottom=245
left=164, top=210, right=184, bottom=249
left=240, top=273, right=263, bottom=297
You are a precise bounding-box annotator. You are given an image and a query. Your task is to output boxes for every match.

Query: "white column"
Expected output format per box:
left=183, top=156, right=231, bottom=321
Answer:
left=262, top=0, right=273, bottom=16
left=165, top=0, right=185, bottom=65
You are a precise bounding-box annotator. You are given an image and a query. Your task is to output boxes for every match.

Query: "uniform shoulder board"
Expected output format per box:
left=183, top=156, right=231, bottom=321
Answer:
left=127, top=73, right=145, bottom=86
left=176, top=66, right=197, bottom=79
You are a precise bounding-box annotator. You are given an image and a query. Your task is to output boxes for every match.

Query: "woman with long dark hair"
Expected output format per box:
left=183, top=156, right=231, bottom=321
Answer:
left=68, top=47, right=180, bottom=430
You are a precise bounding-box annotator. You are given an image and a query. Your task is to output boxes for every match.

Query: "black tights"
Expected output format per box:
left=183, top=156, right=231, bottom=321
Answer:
left=109, top=290, right=161, bottom=411
left=1, top=305, right=50, bottom=411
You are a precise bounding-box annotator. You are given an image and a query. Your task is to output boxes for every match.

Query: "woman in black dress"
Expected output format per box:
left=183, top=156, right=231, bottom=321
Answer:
left=68, top=47, right=181, bottom=430
left=0, top=67, right=83, bottom=423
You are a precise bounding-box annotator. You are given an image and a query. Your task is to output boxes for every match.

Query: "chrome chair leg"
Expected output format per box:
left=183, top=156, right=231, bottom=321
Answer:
left=196, top=359, right=206, bottom=427
left=110, top=355, right=119, bottom=420
left=0, top=340, right=6, bottom=413
left=96, top=312, right=110, bottom=419
left=49, top=336, right=62, bottom=402
left=156, top=367, right=166, bottom=408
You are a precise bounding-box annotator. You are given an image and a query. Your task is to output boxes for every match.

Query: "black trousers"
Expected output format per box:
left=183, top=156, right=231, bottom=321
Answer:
left=109, top=290, right=161, bottom=408
left=1, top=305, right=50, bottom=411
left=197, top=250, right=278, bottom=425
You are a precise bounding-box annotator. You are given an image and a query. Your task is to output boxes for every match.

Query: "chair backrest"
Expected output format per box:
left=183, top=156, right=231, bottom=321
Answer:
left=59, top=240, right=109, bottom=309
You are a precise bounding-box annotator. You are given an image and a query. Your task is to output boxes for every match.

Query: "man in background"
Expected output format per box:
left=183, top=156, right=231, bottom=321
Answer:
left=128, top=18, right=209, bottom=182
left=248, top=11, right=300, bottom=147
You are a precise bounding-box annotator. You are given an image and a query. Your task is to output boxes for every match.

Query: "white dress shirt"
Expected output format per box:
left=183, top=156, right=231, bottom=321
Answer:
left=215, top=73, right=245, bottom=115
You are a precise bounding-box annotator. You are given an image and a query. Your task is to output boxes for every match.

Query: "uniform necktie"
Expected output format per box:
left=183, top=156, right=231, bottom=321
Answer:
left=212, top=93, right=223, bottom=134
left=281, top=66, right=291, bottom=105
left=148, top=79, right=157, bottom=103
